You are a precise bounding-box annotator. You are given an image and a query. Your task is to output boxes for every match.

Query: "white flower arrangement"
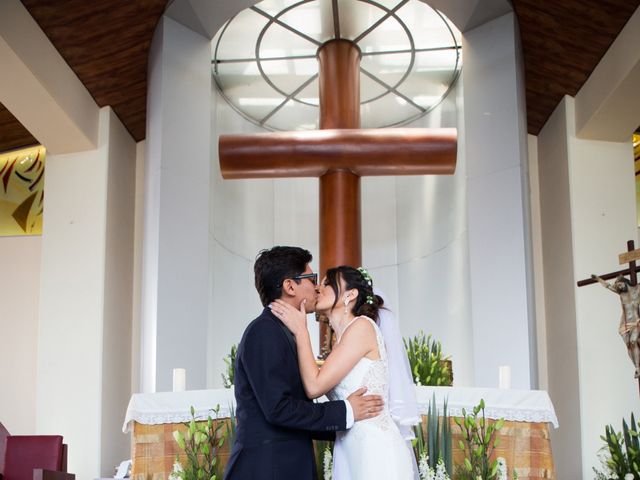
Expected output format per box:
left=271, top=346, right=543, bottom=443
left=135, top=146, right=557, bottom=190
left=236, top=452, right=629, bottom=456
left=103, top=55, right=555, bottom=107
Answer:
left=418, top=453, right=451, bottom=480
left=323, top=445, right=333, bottom=480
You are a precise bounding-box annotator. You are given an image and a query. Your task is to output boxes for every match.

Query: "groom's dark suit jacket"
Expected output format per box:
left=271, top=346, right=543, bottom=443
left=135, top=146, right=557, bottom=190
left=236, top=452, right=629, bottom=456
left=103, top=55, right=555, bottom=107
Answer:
left=224, top=307, right=347, bottom=480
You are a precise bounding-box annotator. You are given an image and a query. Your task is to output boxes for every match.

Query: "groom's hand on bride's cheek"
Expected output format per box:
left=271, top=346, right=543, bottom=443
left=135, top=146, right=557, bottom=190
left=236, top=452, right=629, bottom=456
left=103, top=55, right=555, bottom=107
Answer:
left=347, top=387, right=384, bottom=421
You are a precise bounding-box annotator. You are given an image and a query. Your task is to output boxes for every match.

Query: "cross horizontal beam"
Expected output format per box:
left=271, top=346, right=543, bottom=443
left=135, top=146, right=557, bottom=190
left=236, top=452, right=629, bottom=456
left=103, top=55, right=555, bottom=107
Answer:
left=219, top=128, right=456, bottom=179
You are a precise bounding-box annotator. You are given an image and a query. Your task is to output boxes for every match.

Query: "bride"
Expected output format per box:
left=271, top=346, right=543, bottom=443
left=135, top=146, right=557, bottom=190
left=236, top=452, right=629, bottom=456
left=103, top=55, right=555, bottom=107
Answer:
left=270, top=265, right=419, bottom=479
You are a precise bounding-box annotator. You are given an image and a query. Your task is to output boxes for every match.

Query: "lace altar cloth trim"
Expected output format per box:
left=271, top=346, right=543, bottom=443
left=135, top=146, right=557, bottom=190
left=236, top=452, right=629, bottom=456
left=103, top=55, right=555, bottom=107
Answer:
left=123, top=386, right=558, bottom=433
left=415, top=386, right=559, bottom=428
left=123, top=389, right=236, bottom=433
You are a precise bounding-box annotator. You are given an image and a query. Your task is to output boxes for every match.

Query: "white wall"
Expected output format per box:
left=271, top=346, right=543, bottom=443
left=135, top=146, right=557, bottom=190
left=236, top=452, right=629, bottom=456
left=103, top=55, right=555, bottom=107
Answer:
left=568, top=107, right=637, bottom=477
left=0, top=235, right=41, bottom=434
left=537, top=95, right=639, bottom=477
left=37, top=107, right=135, bottom=478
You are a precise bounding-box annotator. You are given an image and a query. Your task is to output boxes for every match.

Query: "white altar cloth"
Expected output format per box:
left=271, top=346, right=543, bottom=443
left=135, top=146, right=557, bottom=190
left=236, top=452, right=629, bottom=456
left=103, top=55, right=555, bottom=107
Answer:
left=123, top=386, right=558, bottom=433
left=415, top=386, right=558, bottom=428
left=123, top=388, right=236, bottom=433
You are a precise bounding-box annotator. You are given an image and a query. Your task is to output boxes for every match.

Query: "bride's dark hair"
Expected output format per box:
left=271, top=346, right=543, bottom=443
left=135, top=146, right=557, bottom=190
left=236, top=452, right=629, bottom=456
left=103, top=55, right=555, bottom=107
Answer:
left=324, top=266, right=384, bottom=322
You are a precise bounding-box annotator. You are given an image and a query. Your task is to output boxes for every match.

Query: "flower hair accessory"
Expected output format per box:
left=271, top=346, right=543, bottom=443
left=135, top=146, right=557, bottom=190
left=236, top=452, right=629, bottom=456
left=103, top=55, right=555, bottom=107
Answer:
left=357, top=267, right=375, bottom=304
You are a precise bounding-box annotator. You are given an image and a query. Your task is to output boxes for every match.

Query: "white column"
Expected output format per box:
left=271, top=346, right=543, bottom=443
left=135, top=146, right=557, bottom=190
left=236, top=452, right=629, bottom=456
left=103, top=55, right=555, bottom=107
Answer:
left=462, top=12, right=534, bottom=388
left=37, top=107, right=135, bottom=478
left=142, top=17, right=212, bottom=392
left=536, top=97, right=583, bottom=478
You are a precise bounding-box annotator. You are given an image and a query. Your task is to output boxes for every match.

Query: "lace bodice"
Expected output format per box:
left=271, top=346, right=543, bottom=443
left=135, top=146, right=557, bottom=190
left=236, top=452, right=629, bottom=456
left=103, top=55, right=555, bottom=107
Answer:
left=327, top=316, right=395, bottom=430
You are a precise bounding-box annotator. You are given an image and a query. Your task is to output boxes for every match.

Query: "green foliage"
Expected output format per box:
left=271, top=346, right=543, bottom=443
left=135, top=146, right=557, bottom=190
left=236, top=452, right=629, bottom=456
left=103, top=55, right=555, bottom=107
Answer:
left=221, top=344, right=237, bottom=389
left=593, top=412, right=640, bottom=479
left=404, top=331, right=452, bottom=387
left=225, top=403, right=237, bottom=451
left=171, top=405, right=228, bottom=480
left=454, top=399, right=506, bottom=480
left=414, top=394, right=453, bottom=476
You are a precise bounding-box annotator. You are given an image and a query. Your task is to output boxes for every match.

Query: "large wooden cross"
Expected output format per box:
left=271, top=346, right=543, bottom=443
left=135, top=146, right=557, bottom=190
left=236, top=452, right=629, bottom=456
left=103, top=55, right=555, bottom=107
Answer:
left=219, top=39, right=457, bottom=352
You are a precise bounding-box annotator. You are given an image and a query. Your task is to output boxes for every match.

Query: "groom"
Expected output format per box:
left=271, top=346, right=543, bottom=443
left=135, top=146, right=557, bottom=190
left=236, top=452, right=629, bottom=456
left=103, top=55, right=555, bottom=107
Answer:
left=224, top=246, right=384, bottom=479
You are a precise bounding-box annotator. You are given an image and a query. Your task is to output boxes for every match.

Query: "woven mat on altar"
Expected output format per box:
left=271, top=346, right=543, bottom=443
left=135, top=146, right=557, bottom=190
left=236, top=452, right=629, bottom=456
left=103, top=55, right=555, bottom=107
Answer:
left=131, top=420, right=231, bottom=480
left=131, top=416, right=554, bottom=480
left=448, top=418, right=554, bottom=479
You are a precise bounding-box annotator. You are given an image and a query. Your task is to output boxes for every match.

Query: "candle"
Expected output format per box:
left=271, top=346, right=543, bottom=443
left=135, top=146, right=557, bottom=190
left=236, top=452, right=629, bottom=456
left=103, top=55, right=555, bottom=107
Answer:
left=173, top=368, right=186, bottom=392
left=498, top=365, right=511, bottom=389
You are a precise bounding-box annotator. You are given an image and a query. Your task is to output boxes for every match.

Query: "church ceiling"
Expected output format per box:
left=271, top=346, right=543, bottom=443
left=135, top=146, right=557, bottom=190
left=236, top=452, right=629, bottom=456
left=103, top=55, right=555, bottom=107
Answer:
left=0, top=0, right=638, bottom=152
left=512, top=0, right=640, bottom=135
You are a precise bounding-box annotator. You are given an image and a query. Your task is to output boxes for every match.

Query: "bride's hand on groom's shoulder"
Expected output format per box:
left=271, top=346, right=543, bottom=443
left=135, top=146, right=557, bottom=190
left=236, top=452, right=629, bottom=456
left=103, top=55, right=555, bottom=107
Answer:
left=269, top=299, right=308, bottom=336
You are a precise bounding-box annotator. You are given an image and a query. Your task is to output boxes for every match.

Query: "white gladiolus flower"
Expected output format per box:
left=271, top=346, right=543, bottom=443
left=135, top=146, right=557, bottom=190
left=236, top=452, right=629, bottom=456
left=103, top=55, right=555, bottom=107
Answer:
left=434, top=459, right=450, bottom=480
left=323, top=447, right=333, bottom=480
left=496, top=457, right=508, bottom=480
left=624, top=474, right=634, bottom=480
left=418, top=452, right=434, bottom=480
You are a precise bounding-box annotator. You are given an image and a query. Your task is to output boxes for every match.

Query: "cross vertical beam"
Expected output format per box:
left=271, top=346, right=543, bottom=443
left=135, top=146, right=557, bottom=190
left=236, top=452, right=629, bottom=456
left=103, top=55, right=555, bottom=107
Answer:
left=318, top=40, right=362, bottom=351
left=318, top=40, right=362, bottom=277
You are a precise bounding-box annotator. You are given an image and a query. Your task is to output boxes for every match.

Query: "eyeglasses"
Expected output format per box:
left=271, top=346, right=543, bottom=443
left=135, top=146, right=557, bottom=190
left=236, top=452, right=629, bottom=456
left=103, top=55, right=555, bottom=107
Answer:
left=289, top=273, right=318, bottom=286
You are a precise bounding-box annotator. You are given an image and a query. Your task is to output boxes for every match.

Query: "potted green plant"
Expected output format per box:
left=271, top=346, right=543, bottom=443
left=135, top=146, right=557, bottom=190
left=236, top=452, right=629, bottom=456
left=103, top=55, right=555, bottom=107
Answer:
left=221, top=344, right=237, bottom=388
left=414, top=394, right=453, bottom=479
left=593, top=413, right=639, bottom=480
left=454, top=399, right=517, bottom=480
left=404, top=331, right=453, bottom=386
left=169, top=406, right=228, bottom=480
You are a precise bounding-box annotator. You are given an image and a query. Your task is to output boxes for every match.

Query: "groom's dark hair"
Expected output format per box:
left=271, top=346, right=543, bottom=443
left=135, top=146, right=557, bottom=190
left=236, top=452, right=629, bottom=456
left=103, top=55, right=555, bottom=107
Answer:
left=254, top=246, right=312, bottom=306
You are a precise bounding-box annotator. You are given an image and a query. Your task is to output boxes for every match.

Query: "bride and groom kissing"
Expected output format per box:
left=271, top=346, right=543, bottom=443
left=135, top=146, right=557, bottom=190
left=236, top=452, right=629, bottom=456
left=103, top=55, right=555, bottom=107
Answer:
left=224, top=246, right=419, bottom=480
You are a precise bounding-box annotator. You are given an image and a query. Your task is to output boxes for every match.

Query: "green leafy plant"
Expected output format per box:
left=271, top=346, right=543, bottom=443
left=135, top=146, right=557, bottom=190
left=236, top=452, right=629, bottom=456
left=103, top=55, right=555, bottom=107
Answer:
left=454, top=399, right=507, bottom=480
left=414, top=394, right=453, bottom=476
left=404, top=331, right=453, bottom=386
left=225, top=403, right=236, bottom=451
left=593, top=413, right=640, bottom=480
left=170, top=405, right=228, bottom=480
left=221, top=344, right=237, bottom=388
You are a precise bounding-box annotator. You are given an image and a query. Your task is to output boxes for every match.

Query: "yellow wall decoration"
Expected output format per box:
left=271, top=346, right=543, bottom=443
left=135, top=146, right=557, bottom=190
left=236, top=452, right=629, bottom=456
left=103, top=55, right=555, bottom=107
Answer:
left=0, top=145, right=45, bottom=236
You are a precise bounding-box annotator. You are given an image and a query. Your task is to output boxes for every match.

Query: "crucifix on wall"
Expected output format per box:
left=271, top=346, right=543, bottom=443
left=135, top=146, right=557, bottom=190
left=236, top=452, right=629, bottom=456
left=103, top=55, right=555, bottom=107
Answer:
left=216, top=3, right=459, bottom=354
left=577, top=240, right=640, bottom=395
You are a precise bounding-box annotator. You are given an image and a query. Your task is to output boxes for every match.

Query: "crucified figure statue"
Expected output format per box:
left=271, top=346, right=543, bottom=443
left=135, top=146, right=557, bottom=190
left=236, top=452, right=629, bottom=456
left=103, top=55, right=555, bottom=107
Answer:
left=592, top=274, right=640, bottom=378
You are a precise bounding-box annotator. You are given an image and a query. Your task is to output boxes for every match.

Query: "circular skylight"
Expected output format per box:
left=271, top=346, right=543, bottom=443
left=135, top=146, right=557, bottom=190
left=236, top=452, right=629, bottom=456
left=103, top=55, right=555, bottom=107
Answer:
left=211, top=0, right=461, bottom=131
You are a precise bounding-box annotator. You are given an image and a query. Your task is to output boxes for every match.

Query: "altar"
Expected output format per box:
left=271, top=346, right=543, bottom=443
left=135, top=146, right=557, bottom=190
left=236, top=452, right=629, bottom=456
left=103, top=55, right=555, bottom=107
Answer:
left=123, top=386, right=557, bottom=479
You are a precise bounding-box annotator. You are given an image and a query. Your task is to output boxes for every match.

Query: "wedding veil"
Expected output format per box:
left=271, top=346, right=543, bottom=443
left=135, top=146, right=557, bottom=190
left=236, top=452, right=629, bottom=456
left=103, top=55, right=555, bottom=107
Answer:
left=375, top=288, right=420, bottom=440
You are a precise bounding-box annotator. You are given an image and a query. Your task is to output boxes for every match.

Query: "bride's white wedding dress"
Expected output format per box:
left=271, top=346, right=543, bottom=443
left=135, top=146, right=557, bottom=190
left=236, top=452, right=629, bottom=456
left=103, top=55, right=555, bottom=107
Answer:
left=327, top=316, right=415, bottom=480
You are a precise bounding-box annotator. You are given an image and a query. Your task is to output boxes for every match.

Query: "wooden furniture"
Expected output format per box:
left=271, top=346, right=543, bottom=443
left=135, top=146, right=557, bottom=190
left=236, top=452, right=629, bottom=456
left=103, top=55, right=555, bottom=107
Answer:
left=1, top=435, right=74, bottom=480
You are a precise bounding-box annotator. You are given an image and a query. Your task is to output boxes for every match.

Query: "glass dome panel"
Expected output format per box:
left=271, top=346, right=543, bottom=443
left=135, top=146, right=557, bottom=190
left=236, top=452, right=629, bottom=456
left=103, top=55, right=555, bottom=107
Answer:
left=211, top=0, right=461, bottom=131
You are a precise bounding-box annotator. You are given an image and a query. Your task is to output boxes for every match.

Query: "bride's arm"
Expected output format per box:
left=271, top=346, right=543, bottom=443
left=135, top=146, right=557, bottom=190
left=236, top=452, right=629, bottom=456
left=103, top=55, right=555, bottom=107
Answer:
left=270, top=300, right=375, bottom=399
